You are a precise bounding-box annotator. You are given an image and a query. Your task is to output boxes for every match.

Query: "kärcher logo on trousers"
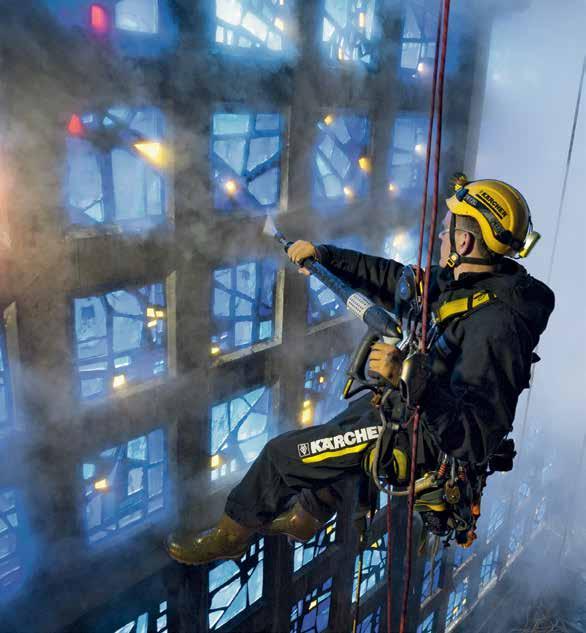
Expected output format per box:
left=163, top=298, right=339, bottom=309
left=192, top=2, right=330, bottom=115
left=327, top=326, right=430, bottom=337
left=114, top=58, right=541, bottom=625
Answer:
left=297, top=426, right=381, bottom=458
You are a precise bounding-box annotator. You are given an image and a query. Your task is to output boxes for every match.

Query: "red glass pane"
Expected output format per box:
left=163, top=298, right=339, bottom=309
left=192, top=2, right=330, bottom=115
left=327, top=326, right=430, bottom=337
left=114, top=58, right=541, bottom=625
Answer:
left=90, top=5, right=109, bottom=35
left=67, top=114, right=84, bottom=137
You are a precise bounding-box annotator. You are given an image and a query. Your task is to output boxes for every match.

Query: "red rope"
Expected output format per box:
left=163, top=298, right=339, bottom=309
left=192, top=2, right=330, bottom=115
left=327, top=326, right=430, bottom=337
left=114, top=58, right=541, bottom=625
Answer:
left=399, top=2, right=452, bottom=632
left=386, top=495, right=393, bottom=633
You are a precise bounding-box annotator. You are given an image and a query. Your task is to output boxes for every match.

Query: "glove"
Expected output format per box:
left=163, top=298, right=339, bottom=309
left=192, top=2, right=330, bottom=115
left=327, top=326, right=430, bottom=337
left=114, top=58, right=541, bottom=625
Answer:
left=287, top=240, right=318, bottom=276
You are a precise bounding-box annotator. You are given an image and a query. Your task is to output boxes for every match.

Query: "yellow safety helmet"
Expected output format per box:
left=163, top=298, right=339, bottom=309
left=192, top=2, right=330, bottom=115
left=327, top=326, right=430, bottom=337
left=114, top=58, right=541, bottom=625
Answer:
left=444, top=174, right=540, bottom=268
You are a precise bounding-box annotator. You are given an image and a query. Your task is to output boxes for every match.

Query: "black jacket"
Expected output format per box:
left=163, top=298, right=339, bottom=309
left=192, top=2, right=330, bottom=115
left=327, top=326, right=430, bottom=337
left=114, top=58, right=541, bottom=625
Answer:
left=315, top=244, right=555, bottom=465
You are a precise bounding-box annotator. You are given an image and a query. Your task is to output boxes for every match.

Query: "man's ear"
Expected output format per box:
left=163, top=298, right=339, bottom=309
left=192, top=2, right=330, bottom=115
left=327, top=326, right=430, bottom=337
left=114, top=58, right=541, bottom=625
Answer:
left=458, top=231, right=475, bottom=256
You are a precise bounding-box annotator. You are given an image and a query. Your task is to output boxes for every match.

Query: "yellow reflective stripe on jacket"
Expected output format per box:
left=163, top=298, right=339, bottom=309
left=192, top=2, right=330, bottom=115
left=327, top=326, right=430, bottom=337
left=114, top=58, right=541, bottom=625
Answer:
left=300, top=442, right=371, bottom=464
left=436, top=291, right=495, bottom=324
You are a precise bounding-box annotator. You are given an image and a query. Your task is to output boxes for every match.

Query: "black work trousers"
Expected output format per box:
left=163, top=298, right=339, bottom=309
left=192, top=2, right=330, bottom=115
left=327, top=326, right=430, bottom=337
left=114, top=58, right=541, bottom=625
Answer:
left=225, top=395, right=381, bottom=528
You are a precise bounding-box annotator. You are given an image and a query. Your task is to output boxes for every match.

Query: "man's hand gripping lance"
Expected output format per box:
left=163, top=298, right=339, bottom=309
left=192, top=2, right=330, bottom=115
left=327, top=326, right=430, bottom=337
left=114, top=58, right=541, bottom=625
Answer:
left=263, top=216, right=411, bottom=400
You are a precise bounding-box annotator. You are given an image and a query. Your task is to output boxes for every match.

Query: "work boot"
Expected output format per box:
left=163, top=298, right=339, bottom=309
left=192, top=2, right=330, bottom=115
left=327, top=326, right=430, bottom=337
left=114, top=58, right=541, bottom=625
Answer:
left=165, top=514, right=255, bottom=565
left=260, top=501, right=324, bottom=543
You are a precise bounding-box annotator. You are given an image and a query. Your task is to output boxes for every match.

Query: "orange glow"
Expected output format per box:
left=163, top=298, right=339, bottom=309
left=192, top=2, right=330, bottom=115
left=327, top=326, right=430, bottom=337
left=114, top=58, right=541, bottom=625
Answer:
left=318, top=376, right=325, bottom=384
left=324, top=114, right=335, bottom=126
left=68, top=114, right=84, bottom=137
left=147, top=320, right=158, bottom=328
left=134, top=142, right=169, bottom=168
left=274, top=17, right=285, bottom=31
left=90, top=5, right=109, bottom=35
left=210, top=454, right=221, bottom=468
left=94, top=479, right=109, bottom=491
left=343, top=186, right=354, bottom=199
left=211, top=346, right=221, bottom=355
left=224, top=180, right=238, bottom=195
left=358, top=12, right=366, bottom=28
left=358, top=157, right=371, bottom=172
left=113, top=375, right=126, bottom=389
left=388, top=182, right=396, bottom=192
left=417, top=62, right=425, bottom=73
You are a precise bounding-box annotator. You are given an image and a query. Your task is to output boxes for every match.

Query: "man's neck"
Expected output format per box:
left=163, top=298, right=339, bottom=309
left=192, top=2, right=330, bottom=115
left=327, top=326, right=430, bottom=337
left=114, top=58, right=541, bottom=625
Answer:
left=453, top=262, right=496, bottom=280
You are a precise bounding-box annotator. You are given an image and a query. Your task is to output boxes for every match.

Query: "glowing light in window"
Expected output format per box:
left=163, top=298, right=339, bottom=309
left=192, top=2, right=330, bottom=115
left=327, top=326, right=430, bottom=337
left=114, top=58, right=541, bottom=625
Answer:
left=133, top=141, right=169, bottom=168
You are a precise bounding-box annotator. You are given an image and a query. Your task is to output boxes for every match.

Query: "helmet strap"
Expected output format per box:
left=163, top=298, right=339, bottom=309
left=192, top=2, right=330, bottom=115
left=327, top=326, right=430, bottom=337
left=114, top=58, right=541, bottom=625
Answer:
left=446, top=213, right=500, bottom=269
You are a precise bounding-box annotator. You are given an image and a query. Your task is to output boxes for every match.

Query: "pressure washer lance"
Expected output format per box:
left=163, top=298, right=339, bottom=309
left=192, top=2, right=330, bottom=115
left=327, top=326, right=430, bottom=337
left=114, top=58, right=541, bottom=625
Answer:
left=263, top=216, right=406, bottom=399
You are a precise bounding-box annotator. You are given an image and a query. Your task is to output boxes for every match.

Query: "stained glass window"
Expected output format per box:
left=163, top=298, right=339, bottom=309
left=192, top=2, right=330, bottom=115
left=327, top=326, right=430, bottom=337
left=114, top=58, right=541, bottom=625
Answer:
left=417, top=612, right=434, bottom=633
left=533, top=497, right=546, bottom=530
left=486, top=498, right=506, bottom=542
left=215, top=0, right=295, bottom=57
left=293, top=515, right=337, bottom=573
left=41, top=1, right=178, bottom=57
left=211, top=112, right=283, bottom=212
left=400, top=1, right=438, bottom=74
left=210, top=385, right=275, bottom=483
left=508, top=517, right=525, bottom=559
left=479, top=545, right=499, bottom=592
left=452, top=545, right=473, bottom=570
left=445, top=577, right=468, bottom=630
left=210, top=260, right=278, bottom=355
left=301, top=355, right=351, bottom=427
left=518, top=480, right=530, bottom=500
left=66, top=107, right=169, bottom=231
left=322, top=1, right=378, bottom=68
left=74, top=283, right=167, bottom=400
left=420, top=544, right=442, bottom=604
left=113, top=601, right=168, bottom=633
left=313, top=114, right=371, bottom=209
left=0, top=323, right=13, bottom=439
left=0, top=489, right=28, bottom=600
left=387, top=114, right=428, bottom=197
left=82, top=428, right=167, bottom=545
left=290, top=577, right=332, bottom=633
left=208, top=539, right=264, bottom=630
left=356, top=606, right=382, bottom=633
left=352, top=534, right=388, bottom=602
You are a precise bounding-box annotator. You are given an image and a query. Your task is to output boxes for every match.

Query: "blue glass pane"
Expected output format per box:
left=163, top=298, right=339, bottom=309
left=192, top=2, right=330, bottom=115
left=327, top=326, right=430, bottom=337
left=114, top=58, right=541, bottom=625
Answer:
left=533, top=497, right=546, bottom=530
left=417, top=612, right=435, bottom=633
left=453, top=543, right=474, bottom=569
left=293, top=515, right=336, bottom=573
left=81, top=428, right=168, bottom=545
left=322, top=0, right=378, bottom=68
left=290, top=577, right=332, bottom=633
left=0, top=488, right=30, bottom=602
left=74, top=283, right=167, bottom=400
left=211, top=259, right=278, bottom=355
left=508, top=516, right=525, bottom=558
left=445, top=577, right=468, bottom=629
left=420, top=543, right=442, bottom=603
left=312, top=114, right=371, bottom=210
left=66, top=107, right=168, bottom=231
left=212, top=112, right=283, bottom=212
left=486, top=498, right=506, bottom=542
left=210, top=386, right=275, bottom=483
left=0, top=323, right=13, bottom=439
left=352, top=534, right=388, bottom=602
left=479, top=545, right=499, bottom=591
left=109, top=597, right=168, bottom=633
left=400, top=1, right=462, bottom=78
left=208, top=539, right=264, bottom=630
left=387, top=114, right=428, bottom=197
left=356, top=606, right=382, bottom=633
left=39, top=0, right=178, bottom=57
left=215, top=0, right=296, bottom=58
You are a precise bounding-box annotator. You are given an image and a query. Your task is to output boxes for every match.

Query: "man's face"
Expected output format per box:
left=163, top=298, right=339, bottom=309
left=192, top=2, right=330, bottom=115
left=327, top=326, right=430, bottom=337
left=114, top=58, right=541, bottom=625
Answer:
left=438, top=210, right=452, bottom=268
